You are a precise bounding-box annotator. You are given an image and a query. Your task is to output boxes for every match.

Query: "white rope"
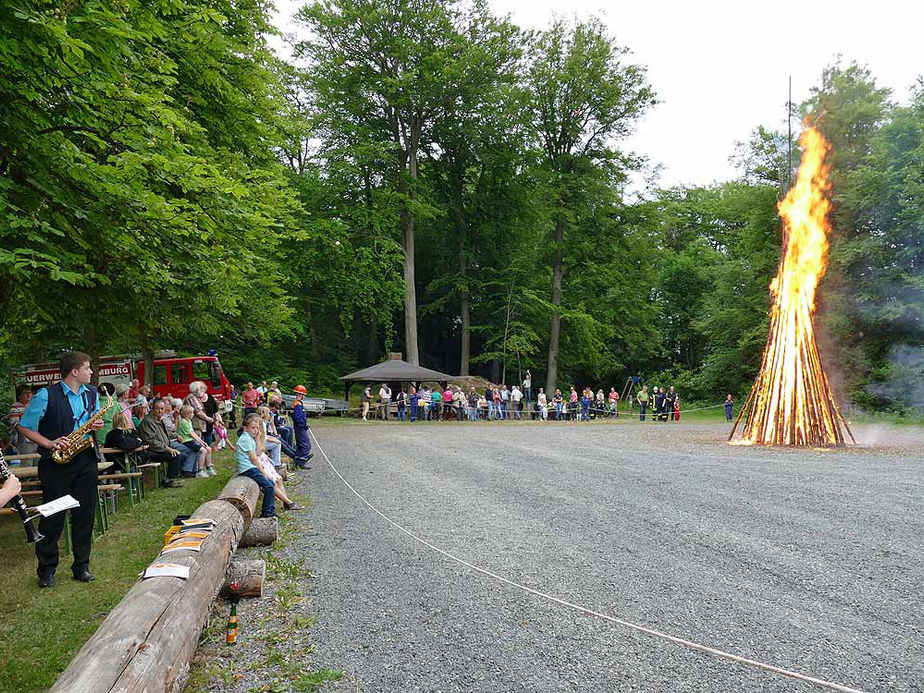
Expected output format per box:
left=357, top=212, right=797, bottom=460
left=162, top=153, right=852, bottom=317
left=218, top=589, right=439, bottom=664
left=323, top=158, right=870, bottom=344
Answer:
left=309, top=430, right=870, bottom=693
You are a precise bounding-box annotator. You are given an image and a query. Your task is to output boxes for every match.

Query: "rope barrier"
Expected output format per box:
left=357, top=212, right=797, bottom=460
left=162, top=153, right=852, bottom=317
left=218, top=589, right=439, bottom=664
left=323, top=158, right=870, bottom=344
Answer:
left=310, top=429, right=870, bottom=693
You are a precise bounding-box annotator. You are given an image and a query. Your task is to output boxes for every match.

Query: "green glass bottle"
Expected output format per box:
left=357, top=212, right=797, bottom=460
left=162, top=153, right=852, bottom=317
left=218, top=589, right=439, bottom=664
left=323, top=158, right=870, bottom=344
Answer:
left=226, top=602, right=238, bottom=645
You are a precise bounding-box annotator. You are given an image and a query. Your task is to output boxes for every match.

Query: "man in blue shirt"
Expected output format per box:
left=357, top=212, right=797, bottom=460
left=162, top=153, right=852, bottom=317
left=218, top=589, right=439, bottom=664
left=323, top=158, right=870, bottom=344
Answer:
left=17, top=351, right=103, bottom=588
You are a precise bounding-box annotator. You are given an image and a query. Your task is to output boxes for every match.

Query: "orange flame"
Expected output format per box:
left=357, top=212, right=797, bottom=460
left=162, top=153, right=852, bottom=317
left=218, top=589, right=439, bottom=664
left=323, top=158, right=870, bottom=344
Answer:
left=733, top=127, right=852, bottom=446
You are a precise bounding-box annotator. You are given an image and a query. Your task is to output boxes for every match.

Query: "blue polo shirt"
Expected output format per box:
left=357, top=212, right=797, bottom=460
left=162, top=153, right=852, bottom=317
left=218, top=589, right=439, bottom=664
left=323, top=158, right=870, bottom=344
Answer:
left=18, top=382, right=100, bottom=433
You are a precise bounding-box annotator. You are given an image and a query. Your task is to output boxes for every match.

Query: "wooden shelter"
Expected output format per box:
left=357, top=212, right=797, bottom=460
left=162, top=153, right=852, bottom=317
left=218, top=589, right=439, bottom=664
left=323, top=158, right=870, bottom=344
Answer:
left=339, top=353, right=456, bottom=401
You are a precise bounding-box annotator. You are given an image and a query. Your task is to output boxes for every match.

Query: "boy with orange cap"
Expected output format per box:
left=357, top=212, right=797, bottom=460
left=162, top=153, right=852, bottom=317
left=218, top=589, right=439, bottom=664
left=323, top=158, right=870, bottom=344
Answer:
left=291, top=385, right=312, bottom=469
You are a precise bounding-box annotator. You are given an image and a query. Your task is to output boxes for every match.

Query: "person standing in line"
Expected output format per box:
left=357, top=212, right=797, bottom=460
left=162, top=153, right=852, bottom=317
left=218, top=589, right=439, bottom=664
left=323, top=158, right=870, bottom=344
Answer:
left=239, top=382, right=261, bottom=434
left=500, top=385, right=510, bottom=420
left=378, top=383, right=392, bottom=421
left=467, top=386, right=479, bottom=421
left=361, top=385, right=371, bottom=421
left=609, top=387, right=620, bottom=418
left=291, top=385, right=313, bottom=468
left=654, top=386, right=667, bottom=422
left=409, top=386, right=419, bottom=422
left=553, top=389, right=564, bottom=421
left=661, top=387, right=673, bottom=422
left=485, top=385, right=495, bottom=421
left=579, top=390, right=590, bottom=421
left=430, top=386, right=442, bottom=421
left=511, top=385, right=523, bottom=420
left=522, top=370, right=532, bottom=409
left=537, top=388, right=548, bottom=420
left=17, top=352, right=104, bottom=588
left=724, top=394, right=734, bottom=422
left=667, top=386, right=679, bottom=421
left=442, top=386, right=454, bottom=420
left=395, top=388, right=407, bottom=421
left=492, top=387, right=503, bottom=420
left=418, top=386, right=429, bottom=421
left=637, top=386, right=649, bottom=421
left=226, top=383, right=238, bottom=429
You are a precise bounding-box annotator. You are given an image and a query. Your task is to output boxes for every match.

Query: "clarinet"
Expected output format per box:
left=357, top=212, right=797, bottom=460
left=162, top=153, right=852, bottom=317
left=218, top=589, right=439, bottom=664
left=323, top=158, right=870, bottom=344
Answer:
left=0, top=450, right=43, bottom=544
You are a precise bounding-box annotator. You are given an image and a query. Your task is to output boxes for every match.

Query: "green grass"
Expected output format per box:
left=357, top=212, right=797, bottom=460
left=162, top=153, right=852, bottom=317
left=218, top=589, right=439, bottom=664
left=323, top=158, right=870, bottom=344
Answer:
left=0, top=450, right=235, bottom=693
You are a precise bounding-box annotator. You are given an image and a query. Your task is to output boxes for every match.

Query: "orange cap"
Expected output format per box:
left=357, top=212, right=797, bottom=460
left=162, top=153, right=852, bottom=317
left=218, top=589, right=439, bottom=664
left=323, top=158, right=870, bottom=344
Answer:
left=293, top=385, right=307, bottom=395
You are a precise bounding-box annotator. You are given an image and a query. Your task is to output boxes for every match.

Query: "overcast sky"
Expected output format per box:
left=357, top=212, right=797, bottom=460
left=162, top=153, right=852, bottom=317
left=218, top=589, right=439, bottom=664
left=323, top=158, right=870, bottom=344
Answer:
left=270, top=0, right=923, bottom=189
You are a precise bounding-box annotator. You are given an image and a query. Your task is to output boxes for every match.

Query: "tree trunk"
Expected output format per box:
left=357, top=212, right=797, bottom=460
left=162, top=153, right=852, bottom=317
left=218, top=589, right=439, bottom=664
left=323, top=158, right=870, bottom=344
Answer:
left=238, top=516, right=278, bottom=548
left=51, top=498, right=246, bottom=693
left=546, top=219, right=565, bottom=393
left=139, top=331, right=155, bottom=388
left=401, top=197, right=419, bottom=365
left=459, top=253, right=470, bottom=376
left=83, top=314, right=100, bottom=387
left=217, top=475, right=261, bottom=532
left=220, top=559, right=266, bottom=599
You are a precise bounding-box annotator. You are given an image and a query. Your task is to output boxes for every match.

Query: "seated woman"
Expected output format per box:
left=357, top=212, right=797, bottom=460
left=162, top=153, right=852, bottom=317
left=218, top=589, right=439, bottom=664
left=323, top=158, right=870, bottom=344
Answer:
left=257, top=406, right=293, bottom=475
left=115, top=383, right=136, bottom=430
left=253, top=417, right=299, bottom=511
left=103, top=411, right=144, bottom=472
left=131, top=401, right=147, bottom=429
left=177, top=405, right=215, bottom=478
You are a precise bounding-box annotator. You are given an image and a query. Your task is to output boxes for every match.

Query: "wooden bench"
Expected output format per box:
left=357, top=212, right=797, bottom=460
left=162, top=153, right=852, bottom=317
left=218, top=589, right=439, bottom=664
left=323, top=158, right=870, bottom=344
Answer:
left=99, top=447, right=150, bottom=503
left=2, top=452, right=40, bottom=465
left=11, top=461, right=113, bottom=479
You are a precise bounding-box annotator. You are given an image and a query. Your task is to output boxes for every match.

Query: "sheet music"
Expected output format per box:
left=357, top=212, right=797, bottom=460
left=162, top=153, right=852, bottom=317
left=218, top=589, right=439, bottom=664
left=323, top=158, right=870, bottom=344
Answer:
left=35, top=495, right=80, bottom=517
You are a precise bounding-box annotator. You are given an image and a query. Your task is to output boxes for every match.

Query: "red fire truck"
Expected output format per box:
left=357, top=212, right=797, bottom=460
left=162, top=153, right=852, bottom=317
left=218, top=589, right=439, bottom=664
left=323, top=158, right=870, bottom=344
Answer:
left=18, top=352, right=232, bottom=402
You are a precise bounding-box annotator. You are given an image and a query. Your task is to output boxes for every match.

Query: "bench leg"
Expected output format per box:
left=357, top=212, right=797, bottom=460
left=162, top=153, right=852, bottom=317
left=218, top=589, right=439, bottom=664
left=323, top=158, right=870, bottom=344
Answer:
left=94, top=494, right=103, bottom=538
left=64, top=510, right=71, bottom=554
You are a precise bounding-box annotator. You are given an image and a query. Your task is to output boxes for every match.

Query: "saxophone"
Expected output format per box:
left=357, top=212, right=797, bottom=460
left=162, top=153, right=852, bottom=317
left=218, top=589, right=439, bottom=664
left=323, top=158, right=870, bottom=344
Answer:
left=52, top=394, right=116, bottom=464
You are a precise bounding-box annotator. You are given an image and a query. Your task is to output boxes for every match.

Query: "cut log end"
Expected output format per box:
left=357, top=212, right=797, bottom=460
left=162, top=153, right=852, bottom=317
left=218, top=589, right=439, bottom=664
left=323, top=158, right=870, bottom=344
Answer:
left=238, top=516, right=278, bottom=548
left=220, top=559, right=266, bottom=599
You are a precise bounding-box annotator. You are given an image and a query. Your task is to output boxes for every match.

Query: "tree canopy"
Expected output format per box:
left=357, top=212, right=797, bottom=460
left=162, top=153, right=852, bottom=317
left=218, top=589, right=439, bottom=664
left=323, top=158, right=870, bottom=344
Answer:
left=2, top=2, right=921, bottom=413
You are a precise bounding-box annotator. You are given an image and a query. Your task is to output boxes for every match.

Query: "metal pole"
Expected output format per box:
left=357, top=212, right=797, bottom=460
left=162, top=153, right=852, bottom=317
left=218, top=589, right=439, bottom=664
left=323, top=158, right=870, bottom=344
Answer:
left=787, top=76, right=792, bottom=190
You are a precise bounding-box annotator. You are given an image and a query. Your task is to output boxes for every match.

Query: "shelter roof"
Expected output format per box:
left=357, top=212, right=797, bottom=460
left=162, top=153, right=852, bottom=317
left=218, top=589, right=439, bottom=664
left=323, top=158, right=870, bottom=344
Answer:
left=339, top=353, right=455, bottom=383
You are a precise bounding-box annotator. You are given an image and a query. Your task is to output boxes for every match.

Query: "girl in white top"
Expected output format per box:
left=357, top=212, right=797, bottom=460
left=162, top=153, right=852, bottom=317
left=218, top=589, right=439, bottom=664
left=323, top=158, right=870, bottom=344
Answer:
left=253, top=418, right=299, bottom=511
left=537, top=389, right=548, bottom=420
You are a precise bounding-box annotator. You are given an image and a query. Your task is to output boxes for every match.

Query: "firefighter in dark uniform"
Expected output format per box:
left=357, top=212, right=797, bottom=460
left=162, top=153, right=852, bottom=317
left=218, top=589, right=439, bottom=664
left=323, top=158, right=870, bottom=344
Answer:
left=291, top=385, right=313, bottom=469
left=17, top=351, right=103, bottom=588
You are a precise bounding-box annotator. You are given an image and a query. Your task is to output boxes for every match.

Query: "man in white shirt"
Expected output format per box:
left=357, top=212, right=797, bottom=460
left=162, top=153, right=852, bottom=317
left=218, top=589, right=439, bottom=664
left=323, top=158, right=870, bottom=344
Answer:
left=510, top=385, right=523, bottom=420
left=378, top=383, right=392, bottom=420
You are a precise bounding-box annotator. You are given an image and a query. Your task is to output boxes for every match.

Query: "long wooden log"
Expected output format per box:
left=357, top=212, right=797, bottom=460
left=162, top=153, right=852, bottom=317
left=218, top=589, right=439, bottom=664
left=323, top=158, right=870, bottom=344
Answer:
left=217, top=474, right=260, bottom=531
left=238, top=516, right=278, bottom=548
left=220, top=559, right=266, bottom=599
left=51, top=490, right=255, bottom=693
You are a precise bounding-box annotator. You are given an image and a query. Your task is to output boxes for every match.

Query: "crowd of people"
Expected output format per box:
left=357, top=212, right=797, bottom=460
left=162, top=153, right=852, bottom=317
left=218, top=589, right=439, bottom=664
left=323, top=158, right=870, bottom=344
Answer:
left=358, top=372, right=703, bottom=423
left=1, top=352, right=318, bottom=588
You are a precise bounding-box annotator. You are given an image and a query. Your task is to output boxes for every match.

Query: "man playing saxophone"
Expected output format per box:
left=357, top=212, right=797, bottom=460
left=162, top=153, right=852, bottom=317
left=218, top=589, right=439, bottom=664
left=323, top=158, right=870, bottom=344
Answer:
left=17, top=351, right=104, bottom=588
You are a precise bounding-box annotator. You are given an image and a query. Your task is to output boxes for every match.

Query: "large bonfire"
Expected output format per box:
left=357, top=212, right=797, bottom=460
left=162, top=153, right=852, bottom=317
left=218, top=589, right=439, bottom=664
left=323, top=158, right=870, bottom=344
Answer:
left=729, top=126, right=854, bottom=447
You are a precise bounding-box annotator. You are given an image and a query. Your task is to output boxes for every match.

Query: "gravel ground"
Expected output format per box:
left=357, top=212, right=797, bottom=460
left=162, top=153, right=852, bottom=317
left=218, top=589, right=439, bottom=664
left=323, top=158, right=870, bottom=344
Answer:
left=212, top=419, right=924, bottom=693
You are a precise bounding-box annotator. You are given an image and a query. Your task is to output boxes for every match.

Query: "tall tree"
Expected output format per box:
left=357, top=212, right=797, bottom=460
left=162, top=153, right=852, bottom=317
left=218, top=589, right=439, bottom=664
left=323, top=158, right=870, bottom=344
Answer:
left=524, top=17, right=656, bottom=392
left=0, top=0, right=296, bottom=370
left=297, top=0, right=501, bottom=365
